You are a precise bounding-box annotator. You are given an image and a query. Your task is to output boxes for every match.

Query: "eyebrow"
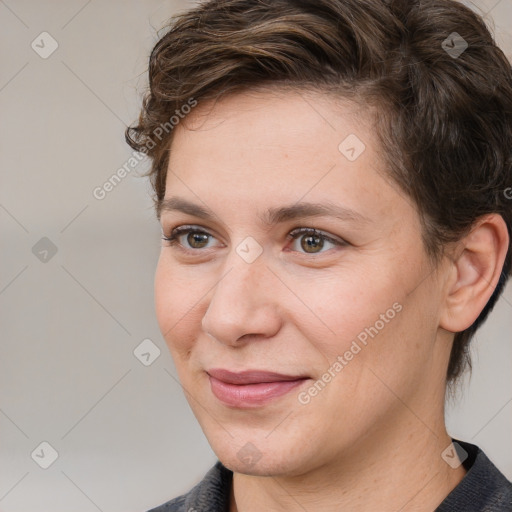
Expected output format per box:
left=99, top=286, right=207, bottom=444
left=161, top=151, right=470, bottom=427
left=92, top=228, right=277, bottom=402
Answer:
left=157, top=196, right=371, bottom=226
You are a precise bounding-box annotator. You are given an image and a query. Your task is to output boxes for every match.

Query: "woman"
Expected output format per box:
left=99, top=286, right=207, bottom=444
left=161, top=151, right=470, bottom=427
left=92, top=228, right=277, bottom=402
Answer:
left=126, top=0, right=512, bottom=510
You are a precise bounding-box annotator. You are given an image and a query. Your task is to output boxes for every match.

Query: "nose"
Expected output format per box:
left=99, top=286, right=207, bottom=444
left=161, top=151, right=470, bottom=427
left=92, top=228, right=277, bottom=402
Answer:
left=201, top=251, right=282, bottom=346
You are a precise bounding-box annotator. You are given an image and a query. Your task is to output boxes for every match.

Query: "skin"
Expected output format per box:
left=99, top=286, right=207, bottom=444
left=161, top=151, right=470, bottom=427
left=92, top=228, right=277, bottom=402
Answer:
left=154, top=88, right=509, bottom=511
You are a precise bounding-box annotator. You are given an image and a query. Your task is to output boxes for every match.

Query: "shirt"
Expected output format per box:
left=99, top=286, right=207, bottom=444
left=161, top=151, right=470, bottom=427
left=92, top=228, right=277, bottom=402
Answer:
left=147, top=440, right=512, bottom=511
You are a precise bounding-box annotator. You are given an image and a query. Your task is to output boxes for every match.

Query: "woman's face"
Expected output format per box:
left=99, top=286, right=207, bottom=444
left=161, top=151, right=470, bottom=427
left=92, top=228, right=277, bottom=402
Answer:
left=155, top=89, right=451, bottom=476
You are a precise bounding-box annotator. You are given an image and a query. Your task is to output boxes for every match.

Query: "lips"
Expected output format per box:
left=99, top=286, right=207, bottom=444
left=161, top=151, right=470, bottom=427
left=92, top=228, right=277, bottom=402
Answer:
left=206, top=368, right=310, bottom=407
left=207, top=368, right=308, bottom=384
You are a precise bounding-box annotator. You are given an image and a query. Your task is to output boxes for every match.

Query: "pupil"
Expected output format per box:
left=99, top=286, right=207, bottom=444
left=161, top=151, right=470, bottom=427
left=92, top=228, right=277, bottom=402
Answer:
left=301, top=234, right=323, bottom=253
left=188, top=232, right=209, bottom=248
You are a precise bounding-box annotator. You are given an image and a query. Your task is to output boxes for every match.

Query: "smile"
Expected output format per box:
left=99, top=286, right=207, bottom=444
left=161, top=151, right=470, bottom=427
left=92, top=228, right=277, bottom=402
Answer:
left=207, top=369, right=310, bottom=408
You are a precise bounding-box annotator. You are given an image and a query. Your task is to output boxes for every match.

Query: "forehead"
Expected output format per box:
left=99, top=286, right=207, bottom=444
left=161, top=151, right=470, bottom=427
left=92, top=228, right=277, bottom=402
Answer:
left=163, top=88, right=405, bottom=225
left=169, top=90, right=373, bottom=173
left=173, top=87, right=372, bottom=150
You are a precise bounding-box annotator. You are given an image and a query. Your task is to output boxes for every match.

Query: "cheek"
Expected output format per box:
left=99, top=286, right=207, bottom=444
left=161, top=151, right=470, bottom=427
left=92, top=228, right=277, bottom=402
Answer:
left=307, top=264, right=440, bottom=399
left=288, top=268, right=404, bottom=359
left=154, top=255, right=204, bottom=357
left=154, top=256, right=175, bottom=334
left=290, top=260, right=437, bottom=405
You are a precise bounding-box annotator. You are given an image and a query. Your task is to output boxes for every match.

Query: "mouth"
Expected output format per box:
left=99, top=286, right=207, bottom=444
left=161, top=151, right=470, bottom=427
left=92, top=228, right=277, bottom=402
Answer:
left=206, top=369, right=310, bottom=408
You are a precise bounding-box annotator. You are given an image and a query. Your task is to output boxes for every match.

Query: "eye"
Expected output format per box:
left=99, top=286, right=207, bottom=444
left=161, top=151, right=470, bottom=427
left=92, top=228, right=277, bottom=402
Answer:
left=287, top=227, right=346, bottom=254
left=162, top=225, right=346, bottom=255
left=162, top=225, right=220, bottom=250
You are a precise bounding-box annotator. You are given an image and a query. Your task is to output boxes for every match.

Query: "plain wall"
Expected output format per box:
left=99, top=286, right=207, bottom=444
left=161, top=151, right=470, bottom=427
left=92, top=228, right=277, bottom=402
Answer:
left=0, top=1, right=510, bottom=510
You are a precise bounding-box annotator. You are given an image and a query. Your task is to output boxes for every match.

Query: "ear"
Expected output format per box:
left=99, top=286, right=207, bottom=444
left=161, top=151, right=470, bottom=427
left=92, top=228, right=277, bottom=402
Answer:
left=440, top=214, right=509, bottom=333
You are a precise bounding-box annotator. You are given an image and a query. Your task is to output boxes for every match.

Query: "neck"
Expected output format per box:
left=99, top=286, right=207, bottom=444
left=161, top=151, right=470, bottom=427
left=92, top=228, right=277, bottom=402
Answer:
left=229, top=412, right=466, bottom=512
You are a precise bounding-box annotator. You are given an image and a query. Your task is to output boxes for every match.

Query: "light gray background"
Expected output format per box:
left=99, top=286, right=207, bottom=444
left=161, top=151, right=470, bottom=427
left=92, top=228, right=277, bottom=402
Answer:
left=0, top=1, right=510, bottom=511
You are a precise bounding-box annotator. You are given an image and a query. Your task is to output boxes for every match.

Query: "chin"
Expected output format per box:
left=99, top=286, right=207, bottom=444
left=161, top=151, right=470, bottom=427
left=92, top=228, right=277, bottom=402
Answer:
left=208, top=433, right=317, bottom=477
left=220, top=453, right=302, bottom=477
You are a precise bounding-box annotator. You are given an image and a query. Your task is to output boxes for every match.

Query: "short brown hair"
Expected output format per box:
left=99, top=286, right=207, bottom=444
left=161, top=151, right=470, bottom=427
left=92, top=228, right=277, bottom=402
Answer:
left=126, top=0, right=512, bottom=383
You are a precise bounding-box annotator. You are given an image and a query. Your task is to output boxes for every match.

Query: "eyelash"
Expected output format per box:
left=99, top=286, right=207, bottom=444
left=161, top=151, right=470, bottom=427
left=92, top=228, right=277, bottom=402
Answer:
left=161, top=225, right=347, bottom=254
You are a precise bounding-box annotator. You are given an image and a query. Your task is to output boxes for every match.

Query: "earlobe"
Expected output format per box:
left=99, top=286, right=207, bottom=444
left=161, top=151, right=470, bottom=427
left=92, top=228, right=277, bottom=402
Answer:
left=440, top=214, right=509, bottom=333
